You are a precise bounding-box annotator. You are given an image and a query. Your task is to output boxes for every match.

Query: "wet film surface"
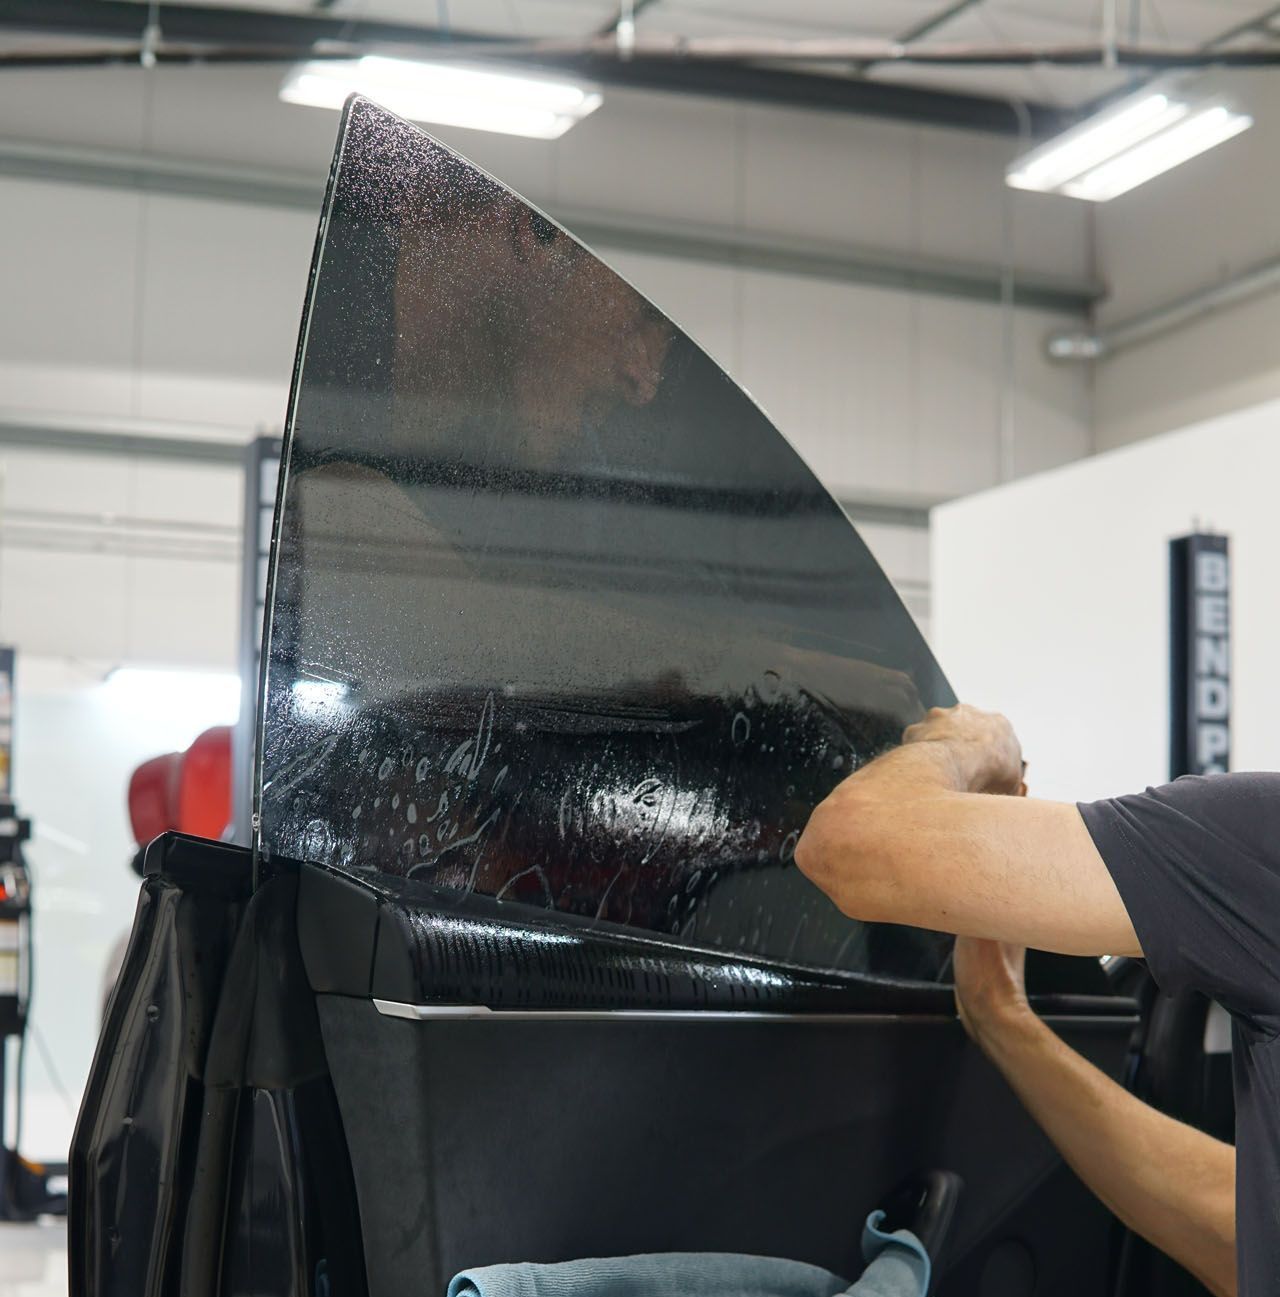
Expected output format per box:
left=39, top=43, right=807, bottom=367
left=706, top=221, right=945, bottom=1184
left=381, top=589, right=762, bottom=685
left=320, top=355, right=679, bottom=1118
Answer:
left=258, top=97, right=955, bottom=979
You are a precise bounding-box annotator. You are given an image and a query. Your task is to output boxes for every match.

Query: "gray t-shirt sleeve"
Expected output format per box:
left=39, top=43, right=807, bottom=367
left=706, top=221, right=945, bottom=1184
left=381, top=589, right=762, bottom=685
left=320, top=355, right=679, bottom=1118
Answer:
left=1079, top=772, right=1280, bottom=1033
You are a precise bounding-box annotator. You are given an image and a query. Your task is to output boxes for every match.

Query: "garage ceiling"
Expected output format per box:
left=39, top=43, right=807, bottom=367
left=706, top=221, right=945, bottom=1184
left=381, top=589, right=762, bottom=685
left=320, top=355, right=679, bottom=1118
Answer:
left=3, top=0, right=1278, bottom=130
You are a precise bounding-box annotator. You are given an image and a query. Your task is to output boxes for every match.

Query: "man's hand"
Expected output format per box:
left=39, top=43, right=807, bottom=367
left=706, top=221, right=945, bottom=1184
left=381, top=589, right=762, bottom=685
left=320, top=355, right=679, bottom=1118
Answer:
left=902, top=704, right=1023, bottom=795
left=953, top=937, right=1030, bottom=1047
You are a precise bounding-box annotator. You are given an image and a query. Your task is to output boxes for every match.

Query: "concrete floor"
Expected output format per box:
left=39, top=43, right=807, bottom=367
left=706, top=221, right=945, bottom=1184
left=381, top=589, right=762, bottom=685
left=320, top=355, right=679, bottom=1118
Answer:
left=0, top=1221, right=66, bottom=1297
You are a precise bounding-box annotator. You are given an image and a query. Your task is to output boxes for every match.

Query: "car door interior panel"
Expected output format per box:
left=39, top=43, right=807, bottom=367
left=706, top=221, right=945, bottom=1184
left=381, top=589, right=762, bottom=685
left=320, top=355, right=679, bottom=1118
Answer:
left=304, top=857, right=1137, bottom=1294
left=71, top=96, right=1148, bottom=1297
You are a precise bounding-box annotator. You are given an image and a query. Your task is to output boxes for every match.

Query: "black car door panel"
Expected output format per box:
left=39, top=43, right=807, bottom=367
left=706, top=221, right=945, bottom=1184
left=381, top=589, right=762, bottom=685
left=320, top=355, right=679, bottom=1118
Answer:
left=295, top=860, right=1136, bottom=1295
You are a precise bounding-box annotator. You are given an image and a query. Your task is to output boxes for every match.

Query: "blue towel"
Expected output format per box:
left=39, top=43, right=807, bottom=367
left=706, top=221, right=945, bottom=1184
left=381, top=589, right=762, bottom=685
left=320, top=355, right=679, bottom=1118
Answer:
left=446, top=1211, right=930, bottom=1297
left=855, top=1212, right=931, bottom=1296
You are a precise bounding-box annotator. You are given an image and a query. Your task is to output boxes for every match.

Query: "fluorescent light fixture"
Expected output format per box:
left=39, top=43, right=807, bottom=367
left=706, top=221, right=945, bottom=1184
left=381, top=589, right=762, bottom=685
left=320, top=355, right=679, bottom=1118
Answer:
left=1007, top=87, right=1251, bottom=202
left=1062, top=106, right=1252, bottom=202
left=280, top=56, right=602, bottom=139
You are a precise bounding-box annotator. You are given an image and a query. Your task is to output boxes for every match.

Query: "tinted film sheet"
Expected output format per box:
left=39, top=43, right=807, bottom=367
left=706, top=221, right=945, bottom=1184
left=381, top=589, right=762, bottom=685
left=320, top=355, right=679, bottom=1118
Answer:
left=258, top=97, right=954, bottom=979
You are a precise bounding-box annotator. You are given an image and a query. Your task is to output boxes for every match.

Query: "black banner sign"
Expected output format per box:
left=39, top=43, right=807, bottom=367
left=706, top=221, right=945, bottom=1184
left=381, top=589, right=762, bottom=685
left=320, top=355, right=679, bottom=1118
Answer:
left=1170, top=532, right=1231, bottom=778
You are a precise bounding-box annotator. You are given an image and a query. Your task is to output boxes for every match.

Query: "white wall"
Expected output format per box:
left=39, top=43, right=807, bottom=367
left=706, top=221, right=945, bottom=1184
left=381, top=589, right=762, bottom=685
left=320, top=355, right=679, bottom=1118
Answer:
left=0, top=179, right=311, bottom=434
left=1092, top=69, right=1280, bottom=451
left=932, top=396, right=1280, bottom=806
left=0, top=447, right=242, bottom=669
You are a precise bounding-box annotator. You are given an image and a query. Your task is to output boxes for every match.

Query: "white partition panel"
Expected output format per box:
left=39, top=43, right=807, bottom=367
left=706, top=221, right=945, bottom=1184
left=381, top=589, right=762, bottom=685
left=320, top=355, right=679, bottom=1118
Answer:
left=932, top=397, right=1280, bottom=805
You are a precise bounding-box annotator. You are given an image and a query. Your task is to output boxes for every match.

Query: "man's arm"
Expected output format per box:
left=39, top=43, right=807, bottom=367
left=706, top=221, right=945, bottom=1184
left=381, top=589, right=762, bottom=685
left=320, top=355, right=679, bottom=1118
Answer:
left=793, top=705, right=1141, bottom=956
left=955, top=938, right=1237, bottom=1297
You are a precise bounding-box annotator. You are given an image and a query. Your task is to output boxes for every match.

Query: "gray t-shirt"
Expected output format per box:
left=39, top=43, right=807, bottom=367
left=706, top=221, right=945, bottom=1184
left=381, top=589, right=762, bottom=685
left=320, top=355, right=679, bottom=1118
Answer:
left=1080, top=772, right=1280, bottom=1296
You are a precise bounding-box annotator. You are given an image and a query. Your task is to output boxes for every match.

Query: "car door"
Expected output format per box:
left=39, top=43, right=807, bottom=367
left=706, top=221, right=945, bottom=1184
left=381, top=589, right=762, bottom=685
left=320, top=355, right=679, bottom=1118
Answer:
left=71, top=97, right=1139, bottom=1297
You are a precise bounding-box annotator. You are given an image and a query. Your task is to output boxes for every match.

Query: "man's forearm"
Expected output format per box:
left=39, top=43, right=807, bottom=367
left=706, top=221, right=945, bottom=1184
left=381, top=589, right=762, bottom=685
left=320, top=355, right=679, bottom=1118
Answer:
left=972, top=1006, right=1236, bottom=1297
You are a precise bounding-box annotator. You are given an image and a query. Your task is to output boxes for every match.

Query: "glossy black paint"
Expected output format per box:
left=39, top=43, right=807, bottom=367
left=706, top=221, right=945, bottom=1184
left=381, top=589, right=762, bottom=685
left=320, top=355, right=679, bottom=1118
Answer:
left=220, top=1081, right=369, bottom=1297
left=258, top=96, right=953, bottom=980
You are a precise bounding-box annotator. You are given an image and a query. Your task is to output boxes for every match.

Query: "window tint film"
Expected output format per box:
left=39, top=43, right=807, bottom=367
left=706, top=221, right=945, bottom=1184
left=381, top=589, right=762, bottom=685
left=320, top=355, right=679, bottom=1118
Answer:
left=257, top=97, right=955, bottom=980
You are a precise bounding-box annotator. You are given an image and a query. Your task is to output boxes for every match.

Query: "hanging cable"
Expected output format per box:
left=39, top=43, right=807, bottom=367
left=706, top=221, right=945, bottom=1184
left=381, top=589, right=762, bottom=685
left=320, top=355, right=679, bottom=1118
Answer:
left=140, top=0, right=160, bottom=70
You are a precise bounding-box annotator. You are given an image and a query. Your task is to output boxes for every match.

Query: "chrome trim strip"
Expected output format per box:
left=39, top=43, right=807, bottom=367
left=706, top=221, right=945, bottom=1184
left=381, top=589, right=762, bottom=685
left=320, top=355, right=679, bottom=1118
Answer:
left=372, top=1000, right=1139, bottom=1027
left=372, top=998, right=952, bottom=1024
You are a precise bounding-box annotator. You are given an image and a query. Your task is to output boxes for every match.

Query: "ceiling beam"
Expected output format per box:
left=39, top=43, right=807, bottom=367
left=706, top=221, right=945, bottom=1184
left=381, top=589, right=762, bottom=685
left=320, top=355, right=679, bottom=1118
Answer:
left=0, top=0, right=1068, bottom=135
left=853, top=0, right=982, bottom=74
left=1202, top=2, right=1280, bottom=50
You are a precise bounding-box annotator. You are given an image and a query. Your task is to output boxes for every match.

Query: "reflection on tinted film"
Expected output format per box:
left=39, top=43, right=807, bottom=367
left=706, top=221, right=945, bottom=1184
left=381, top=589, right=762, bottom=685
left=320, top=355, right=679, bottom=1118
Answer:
left=258, top=97, right=955, bottom=979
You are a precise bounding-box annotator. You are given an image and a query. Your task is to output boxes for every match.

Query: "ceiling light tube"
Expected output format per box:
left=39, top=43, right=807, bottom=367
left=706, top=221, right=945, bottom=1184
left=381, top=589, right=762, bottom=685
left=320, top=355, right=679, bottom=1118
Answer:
left=1006, top=84, right=1252, bottom=202
left=280, top=57, right=603, bottom=140
left=1061, top=105, right=1253, bottom=202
